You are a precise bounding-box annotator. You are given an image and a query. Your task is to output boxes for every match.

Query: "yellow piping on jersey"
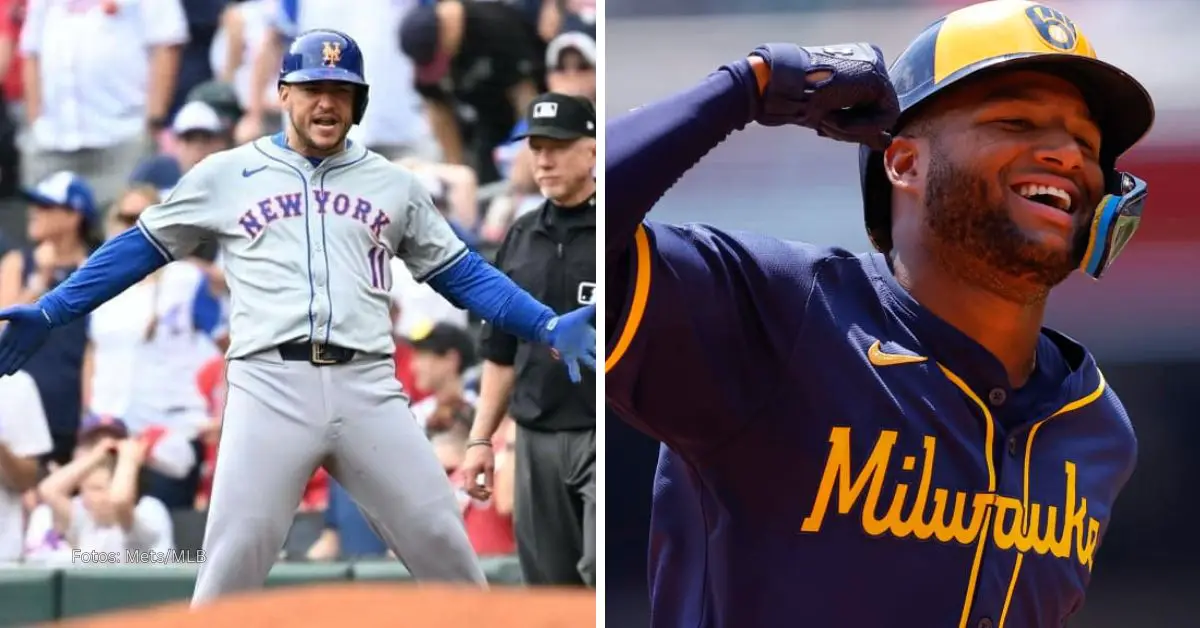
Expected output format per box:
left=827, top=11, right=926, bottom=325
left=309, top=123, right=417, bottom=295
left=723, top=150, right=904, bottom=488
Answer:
left=998, top=553, right=1024, bottom=627
left=938, top=364, right=997, bottom=628
left=605, top=224, right=652, bottom=373
left=998, top=371, right=1108, bottom=627
left=939, top=363, right=1108, bottom=628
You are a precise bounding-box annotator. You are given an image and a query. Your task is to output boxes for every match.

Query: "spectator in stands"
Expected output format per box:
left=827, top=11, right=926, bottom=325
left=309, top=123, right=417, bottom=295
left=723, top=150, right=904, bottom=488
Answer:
left=408, top=323, right=479, bottom=434
left=187, top=80, right=245, bottom=132
left=0, top=172, right=99, bottom=467
left=133, top=98, right=235, bottom=189
left=488, top=30, right=595, bottom=240
left=81, top=185, right=224, bottom=510
left=210, top=0, right=278, bottom=138
left=193, top=349, right=224, bottom=509
left=238, top=0, right=439, bottom=160
left=397, top=158, right=482, bottom=240
left=0, top=0, right=24, bottom=119
left=439, top=419, right=517, bottom=556
left=305, top=478, right=389, bottom=562
left=84, top=186, right=160, bottom=420
left=399, top=0, right=545, bottom=184
left=18, top=0, right=189, bottom=208
left=0, top=0, right=23, bottom=199
left=22, top=412, right=133, bottom=566
left=0, top=367, right=51, bottom=564
left=170, top=0, right=228, bottom=124
left=128, top=156, right=183, bottom=201
left=537, top=0, right=596, bottom=41
left=170, top=100, right=235, bottom=173
left=34, top=431, right=173, bottom=561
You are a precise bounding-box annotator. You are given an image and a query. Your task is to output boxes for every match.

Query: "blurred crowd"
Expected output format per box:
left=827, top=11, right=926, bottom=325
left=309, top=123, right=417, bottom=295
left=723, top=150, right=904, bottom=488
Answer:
left=0, top=0, right=595, bottom=568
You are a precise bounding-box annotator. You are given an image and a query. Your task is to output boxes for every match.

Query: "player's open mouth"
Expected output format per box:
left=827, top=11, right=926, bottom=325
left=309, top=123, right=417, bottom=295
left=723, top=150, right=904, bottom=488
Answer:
left=313, top=117, right=339, bottom=128
left=1013, top=183, right=1074, bottom=214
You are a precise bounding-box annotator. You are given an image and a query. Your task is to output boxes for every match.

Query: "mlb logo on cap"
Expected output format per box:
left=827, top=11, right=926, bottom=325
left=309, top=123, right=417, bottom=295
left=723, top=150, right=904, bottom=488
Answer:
left=516, top=93, right=596, bottom=141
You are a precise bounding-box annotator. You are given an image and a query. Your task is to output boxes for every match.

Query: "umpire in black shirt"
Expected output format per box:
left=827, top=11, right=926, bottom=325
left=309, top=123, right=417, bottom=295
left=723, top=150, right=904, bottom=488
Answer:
left=461, top=92, right=596, bottom=587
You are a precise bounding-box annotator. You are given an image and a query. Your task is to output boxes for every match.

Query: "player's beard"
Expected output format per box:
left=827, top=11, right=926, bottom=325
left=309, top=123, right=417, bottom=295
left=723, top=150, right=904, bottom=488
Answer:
left=922, top=147, right=1089, bottom=302
left=290, top=115, right=348, bottom=156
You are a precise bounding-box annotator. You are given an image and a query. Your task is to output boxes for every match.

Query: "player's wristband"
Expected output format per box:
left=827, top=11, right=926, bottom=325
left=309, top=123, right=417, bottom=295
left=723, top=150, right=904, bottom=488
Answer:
left=466, top=439, right=493, bottom=450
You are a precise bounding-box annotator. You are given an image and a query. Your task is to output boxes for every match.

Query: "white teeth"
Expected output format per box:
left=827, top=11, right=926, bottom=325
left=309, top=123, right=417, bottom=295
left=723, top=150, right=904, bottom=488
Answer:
left=1016, top=183, right=1072, bottom=211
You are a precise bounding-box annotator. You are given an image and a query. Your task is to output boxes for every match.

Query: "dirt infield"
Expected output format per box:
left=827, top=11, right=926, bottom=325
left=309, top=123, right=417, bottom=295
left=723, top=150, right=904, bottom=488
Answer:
left=53, top=583, right=596, bottom=627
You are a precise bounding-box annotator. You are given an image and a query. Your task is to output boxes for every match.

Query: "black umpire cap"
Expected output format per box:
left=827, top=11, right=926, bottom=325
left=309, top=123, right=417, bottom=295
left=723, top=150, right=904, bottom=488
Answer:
left=514, top=92, right=595, bottom=141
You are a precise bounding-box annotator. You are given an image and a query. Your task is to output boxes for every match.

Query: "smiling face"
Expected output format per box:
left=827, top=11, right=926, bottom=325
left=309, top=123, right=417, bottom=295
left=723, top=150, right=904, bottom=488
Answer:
left=886, top=70, right=1105, bottom=296
left=279, top=81, right=357, bottom=157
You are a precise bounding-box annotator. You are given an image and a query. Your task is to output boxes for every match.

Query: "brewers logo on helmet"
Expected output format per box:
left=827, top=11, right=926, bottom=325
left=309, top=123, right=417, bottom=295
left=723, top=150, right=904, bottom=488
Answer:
left=278, top=29, right=370, bottom=125
left=859, top=0, right=1154, bottom=280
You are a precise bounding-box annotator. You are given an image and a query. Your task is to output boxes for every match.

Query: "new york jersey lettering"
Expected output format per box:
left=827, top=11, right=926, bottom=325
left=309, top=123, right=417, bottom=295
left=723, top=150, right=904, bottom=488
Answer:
left=239, top=189, right=390, bottom=241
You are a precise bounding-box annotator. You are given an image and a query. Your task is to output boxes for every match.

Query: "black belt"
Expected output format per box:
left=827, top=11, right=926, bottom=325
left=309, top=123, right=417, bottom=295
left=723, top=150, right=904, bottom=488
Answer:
left=278, top=342, right=357, bottom=365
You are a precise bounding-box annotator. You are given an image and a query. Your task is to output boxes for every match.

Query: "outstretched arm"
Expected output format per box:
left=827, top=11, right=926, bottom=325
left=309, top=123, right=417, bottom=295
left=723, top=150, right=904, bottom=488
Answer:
left=607, top=57, right=767, bottom=255
left=426, top=251, right=595, bottom=382
left=39, top=228, right=167, bottom=326
left=393, top=173, right=596, bottom=382
left=0, top=155, right=220, bottom=376
left=0, top=229, right=168, bottom=376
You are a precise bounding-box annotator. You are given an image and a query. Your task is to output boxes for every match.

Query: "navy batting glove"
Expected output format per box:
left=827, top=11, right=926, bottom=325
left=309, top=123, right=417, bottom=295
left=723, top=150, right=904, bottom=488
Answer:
left=543, top=303, right=597, bottom=384
left=0, top=304, right=54, bottom=377
left=747, top=42, right=899, bottom=151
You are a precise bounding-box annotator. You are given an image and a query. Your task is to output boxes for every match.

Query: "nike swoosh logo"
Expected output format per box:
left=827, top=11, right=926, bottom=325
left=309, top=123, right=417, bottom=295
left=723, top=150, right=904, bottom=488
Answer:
left=867, top=340, right=928, bottom=367
left=242, top=166, right=268, bottom=178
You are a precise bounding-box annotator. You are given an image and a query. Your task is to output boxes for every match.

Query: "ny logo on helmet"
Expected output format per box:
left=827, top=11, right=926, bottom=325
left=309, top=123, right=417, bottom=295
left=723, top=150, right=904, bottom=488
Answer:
left=1026, top=5, right=1078, bottom=51
left=322, top=41, right=342, bottom=67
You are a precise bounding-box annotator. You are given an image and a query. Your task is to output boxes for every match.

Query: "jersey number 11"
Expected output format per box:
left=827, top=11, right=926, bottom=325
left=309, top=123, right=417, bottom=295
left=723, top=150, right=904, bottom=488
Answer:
left=368, top=247, right=392, bottom=291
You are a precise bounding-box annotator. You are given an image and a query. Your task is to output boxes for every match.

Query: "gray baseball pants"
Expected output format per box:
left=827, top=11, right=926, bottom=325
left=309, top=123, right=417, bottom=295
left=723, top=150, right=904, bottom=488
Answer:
left=190, top=350, right=486, bottom=605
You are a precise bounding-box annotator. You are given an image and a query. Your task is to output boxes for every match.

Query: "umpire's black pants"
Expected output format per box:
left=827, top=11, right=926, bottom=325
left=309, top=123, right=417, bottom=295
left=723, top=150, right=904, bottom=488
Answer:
left=514, top=424, right=595, bottom=587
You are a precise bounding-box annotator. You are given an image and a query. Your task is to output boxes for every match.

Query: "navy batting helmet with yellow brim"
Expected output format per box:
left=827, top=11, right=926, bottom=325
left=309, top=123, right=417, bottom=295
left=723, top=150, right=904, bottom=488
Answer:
left=859, top=0, right=1154, bottom=280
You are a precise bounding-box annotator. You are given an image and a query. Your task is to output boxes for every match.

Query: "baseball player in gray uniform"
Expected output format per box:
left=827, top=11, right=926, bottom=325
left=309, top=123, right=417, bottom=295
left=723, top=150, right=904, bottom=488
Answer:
left=0, top=29, right=597, bottom=604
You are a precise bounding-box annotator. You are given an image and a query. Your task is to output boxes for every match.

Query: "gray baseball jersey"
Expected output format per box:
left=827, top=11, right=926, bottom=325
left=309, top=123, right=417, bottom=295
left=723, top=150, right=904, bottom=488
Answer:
left=137, top=137, right=467, bottom=358
left=143, top=137, right=490, bottom=602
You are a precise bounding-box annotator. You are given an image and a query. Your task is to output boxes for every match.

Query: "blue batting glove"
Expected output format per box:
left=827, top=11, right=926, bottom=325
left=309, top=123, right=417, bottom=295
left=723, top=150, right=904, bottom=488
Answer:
left=743, top=42, right=899, bottom=151
left=0, top=303, right=54, bottom=377
left=542, top=304, right=597, bottom=384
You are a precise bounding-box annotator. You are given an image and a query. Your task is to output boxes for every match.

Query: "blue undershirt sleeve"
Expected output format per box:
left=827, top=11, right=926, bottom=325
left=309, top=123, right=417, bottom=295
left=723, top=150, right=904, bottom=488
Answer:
left=426, top=251, right=556, bottom=344
left=39, top=227, right=169, bottom=327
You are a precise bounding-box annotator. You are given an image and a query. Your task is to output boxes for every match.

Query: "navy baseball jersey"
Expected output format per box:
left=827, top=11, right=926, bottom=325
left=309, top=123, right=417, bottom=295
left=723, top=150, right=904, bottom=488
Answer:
left=606, top=223, right=1137, bottom=628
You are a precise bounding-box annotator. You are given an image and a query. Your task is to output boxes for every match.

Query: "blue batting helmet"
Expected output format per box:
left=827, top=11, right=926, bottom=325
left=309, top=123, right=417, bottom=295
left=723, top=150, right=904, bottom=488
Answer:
left=278, top=29, right=369, bottom=124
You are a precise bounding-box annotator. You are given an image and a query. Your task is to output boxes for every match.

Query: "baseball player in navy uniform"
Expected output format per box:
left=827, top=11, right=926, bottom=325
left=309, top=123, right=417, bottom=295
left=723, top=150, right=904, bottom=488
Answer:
left=0, top=29, right=596, bottom=604
left=605, top=1, right=1152, bottom=626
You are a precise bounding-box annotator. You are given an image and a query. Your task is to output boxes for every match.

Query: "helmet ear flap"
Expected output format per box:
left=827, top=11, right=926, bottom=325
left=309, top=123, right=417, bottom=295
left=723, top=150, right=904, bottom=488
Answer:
left=859, top=145, right=894, bottom=254
left=353, top=86, right=369, bottom=125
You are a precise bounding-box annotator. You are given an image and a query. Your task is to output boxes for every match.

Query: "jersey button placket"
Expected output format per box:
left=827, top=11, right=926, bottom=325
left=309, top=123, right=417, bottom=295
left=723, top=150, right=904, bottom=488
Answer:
left=309, top=194, right=328, bottom=337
